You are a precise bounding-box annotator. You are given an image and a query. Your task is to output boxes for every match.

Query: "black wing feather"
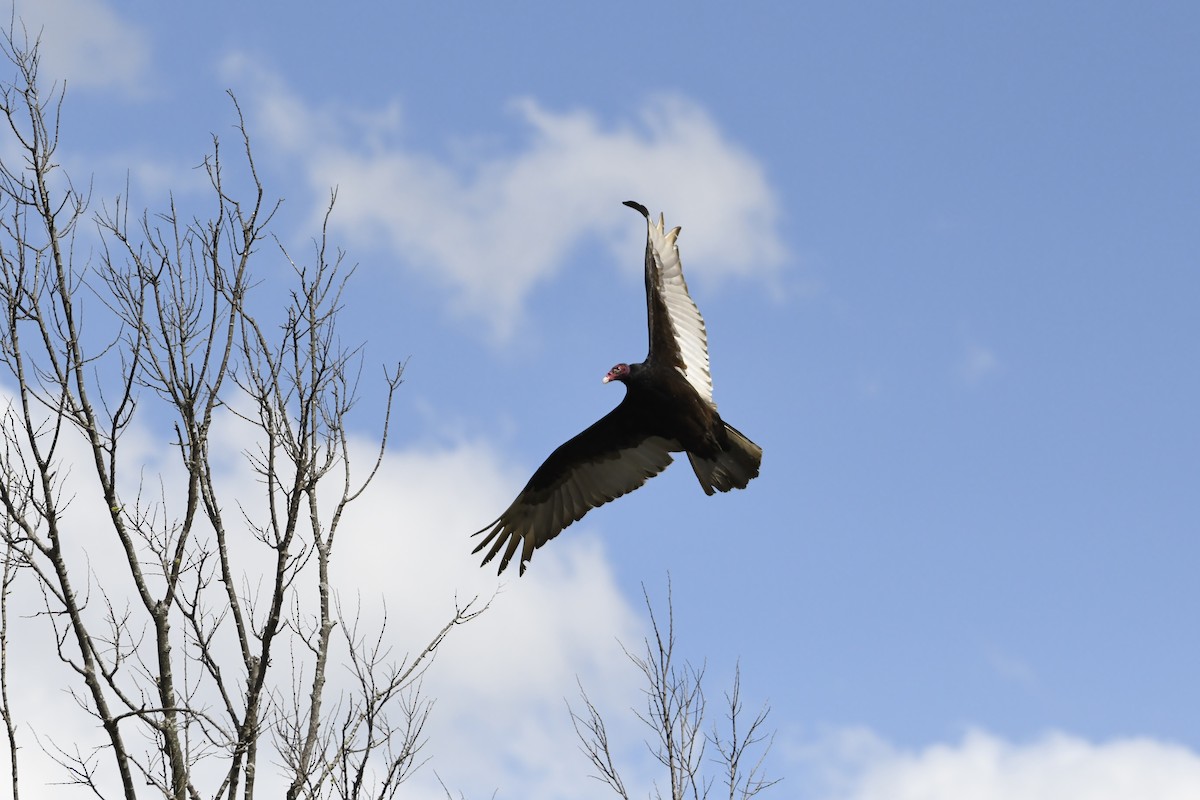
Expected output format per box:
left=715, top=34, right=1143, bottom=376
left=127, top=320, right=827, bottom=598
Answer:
left=473, top=397, right=677, bottom=575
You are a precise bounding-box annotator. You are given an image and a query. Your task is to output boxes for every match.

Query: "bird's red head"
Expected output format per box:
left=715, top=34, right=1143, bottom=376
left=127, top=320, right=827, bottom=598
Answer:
left=603, top=363, right=630, bottom=383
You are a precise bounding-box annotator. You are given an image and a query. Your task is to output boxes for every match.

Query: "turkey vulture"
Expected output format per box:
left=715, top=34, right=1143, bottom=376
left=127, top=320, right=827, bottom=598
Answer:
left=473, top=201, right=762, bottom=575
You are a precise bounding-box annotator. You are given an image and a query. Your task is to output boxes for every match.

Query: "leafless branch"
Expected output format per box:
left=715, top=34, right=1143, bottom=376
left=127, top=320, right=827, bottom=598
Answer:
left=570, top=579, right=779, bottom=800
left=710, top=665, right=780, bottom=800
left=1, top=508, right=22, bottom=800
left=0, top=28, right=487, bottom=800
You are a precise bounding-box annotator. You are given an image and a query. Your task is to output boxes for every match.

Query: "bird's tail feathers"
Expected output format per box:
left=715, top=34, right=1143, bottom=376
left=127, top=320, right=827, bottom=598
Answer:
left=688, top=423, right=762, bottom=496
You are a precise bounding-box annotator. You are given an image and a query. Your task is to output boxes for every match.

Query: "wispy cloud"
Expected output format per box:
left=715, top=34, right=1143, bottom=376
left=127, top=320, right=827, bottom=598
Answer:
left=221, top=55, right=786, bottom=341
left=961, top=341, right=1001, bottom=385
left=11, top=0, right=150, bottom=94
left=984, top=642, right=1038, bottom=688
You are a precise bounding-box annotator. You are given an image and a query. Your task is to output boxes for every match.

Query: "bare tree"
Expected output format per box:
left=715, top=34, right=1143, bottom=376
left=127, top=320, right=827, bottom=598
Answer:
left=0, top=30, right=484, bottom=799
left=571, top=582, right=780, bottom=800
left=0, top=505, right=19, bottom=800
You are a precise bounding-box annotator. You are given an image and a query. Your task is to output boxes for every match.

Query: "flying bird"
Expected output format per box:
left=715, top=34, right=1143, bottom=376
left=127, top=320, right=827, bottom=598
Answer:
left=473, top=201, right=762, bottom=575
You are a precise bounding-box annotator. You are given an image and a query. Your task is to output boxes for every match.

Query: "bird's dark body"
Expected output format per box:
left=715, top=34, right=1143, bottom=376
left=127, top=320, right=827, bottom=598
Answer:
left=523, top=361, right=728, bottom=491
left=473, top=202, right=762, bottom=575
left=624, top=362, right=725, bottom=459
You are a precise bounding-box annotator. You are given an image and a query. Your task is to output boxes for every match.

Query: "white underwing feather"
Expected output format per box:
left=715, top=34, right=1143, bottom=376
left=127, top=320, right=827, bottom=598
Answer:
left=645, top=213, right=715, bottom=405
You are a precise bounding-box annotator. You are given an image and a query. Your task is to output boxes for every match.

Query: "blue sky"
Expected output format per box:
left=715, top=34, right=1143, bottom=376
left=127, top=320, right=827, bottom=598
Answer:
left=6, top=1, right=1200, bottom=798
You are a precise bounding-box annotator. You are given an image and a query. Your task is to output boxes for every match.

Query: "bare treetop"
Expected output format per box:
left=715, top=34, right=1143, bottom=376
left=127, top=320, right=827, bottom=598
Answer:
left=0, top=29, right=486, bottom=800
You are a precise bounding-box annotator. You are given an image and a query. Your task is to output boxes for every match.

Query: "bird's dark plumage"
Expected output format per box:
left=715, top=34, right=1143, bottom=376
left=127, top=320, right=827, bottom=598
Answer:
left=473, top=201, right=762, bottom=575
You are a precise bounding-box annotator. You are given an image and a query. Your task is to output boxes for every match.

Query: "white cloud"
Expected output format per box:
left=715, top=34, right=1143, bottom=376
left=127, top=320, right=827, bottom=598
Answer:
left=222, top=56, right=786, bottom=340
left=0, top=378, right=650, bottom=799
left=10, top=0, right=150, bottom=94
left=796, top=727, right=1200, bottom=800
left=327, top=437, right=649, bottom=799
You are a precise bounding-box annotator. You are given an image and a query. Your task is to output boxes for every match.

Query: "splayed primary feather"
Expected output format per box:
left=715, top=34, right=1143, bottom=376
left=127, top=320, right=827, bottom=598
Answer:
left=474, top=434, right=677, bottom=575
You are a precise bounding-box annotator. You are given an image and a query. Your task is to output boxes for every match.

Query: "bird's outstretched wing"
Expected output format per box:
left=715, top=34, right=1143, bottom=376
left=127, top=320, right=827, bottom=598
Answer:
left=624, top=201, right=713, bottom=405
left=473, top=400, right=677, bottom=576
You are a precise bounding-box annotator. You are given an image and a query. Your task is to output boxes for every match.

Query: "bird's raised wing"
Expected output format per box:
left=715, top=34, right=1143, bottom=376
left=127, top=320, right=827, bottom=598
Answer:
left=624, top=201, right=714, bottom=405
left=473, top=400, right=677, bottom=576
